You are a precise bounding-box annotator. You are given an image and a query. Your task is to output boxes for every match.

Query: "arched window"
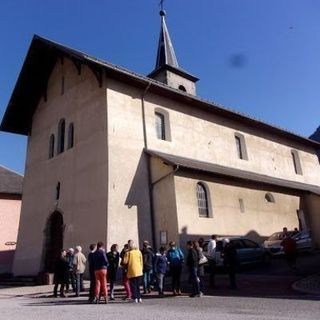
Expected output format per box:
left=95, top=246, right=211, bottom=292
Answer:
left=49, top=134, right=55, bottom=159
left=155, top=112, right=166, bottom=140
left=235, top=132, right=248, bottom=160
left=196, top=183, right=210, bottom=218
left=291, top=149, right=303, bottom=175
left=265, top=193, right=275, bottom=203
left=178, top=85, right=186, bottom=92
left=67, top=123, right=74, bottom=149
left=57, top=119, right=65, bottom=154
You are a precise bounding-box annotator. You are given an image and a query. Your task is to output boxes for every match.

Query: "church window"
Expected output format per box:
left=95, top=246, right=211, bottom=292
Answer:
left=265, top=193, right=275, bottom=203
left=49, top=134, right=55, bottom=159
left=235, top=133, right=248, bottom=160
left=291, top=150, right=303, bottom=175
left=154, top=108, right=171, bottom=141
left=56, top=182, right=61, bottom=200
left=67, top=123, right=74, bottom=149
left=196, top=182, right=210, bottom=218
left=155, top=112, right=166, bottom=140
left=239, top=198, right=245, bottom=212
left=57, top=119, right=65, bottom=154
left=178, top=85, right=186, bottom=92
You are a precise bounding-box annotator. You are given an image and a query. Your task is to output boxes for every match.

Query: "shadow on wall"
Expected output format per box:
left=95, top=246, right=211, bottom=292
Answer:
left=125, top=152, right=152, bottom=246
left=0, top=249, right=15, bottom=274
left=179, top=226, right=269, bottom=248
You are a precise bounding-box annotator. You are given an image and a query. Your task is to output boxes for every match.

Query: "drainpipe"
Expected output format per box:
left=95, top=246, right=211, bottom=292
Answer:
left=141, top=82, right=157, bottom=248
left=152, top=165, right=180, bottom=186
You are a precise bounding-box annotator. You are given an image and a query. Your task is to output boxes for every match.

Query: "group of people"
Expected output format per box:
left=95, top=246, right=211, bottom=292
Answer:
left=53, top=235, right=236, bottom=303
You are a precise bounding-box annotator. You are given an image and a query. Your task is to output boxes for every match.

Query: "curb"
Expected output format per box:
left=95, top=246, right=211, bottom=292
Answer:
left=292, top=273, right=320, bottom=295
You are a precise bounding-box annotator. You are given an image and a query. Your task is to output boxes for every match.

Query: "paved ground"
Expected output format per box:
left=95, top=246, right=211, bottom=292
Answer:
left=0, top=252, right=319, bottom=319
left=0, top=289, right=319, bottom=320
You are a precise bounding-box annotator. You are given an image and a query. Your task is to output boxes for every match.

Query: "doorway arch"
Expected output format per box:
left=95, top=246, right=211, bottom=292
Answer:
left=43, top=211, right=64, bottom=272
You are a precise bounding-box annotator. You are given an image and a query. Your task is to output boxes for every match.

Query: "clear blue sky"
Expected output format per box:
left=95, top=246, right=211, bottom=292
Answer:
left=1, top=0, right=320, bottom=174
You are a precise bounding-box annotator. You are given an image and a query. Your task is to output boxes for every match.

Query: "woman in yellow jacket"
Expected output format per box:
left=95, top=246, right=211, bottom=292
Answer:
left=123, top=241, right=143, bottom=303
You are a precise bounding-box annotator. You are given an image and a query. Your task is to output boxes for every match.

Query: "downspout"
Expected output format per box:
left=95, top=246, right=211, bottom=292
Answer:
left=141, top=82, right=157, bottom=248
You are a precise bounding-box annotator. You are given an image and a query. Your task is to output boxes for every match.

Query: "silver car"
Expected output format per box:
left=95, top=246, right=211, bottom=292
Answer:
left=263, top=230, right=313, bottom=255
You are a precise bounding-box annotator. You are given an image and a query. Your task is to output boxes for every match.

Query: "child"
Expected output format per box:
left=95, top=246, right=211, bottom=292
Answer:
left=154, top=247, right=168, bottom=296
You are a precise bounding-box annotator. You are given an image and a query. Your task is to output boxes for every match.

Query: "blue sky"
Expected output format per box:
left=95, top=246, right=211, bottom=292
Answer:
left=1, top=0, right=320, bottom=174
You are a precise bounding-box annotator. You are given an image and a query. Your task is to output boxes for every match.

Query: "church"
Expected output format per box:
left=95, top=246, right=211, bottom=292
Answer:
left=1, top=10, right=320, bottom=276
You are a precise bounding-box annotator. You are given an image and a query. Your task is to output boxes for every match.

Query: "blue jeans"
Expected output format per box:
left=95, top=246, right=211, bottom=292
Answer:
left=189, top=267, right=200, bottom=295
left=75, top=273, right=84, bottom=296
left=143, top=269, right=152, bottom=292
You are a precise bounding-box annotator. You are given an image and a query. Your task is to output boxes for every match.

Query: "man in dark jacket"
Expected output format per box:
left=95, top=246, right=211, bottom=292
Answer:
left=222, top=239, right=238, bottom=289
left=53, top=249, right=69, bottom=297
left=141, top=240, right=154, bottom=294
left=186, top=241, right=200, bottom=297
left=92, top=241, right=109, bottom=303
left=87, top=243, right=97, bottom=303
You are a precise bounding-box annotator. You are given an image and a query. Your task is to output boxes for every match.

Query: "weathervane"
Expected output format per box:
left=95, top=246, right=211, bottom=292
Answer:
left=160, top=0, right=164, bottom=11
left=159, top=0, right=166, bottom=16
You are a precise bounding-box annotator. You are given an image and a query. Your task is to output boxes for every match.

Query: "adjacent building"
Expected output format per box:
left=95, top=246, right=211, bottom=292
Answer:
left=1, top=11, right=320, bottom=276
left=0, top=165, right=23, bottom=274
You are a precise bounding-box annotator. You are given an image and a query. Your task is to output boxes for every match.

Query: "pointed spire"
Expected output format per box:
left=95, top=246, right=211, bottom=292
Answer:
left=155, top=10, right=179, bottom=69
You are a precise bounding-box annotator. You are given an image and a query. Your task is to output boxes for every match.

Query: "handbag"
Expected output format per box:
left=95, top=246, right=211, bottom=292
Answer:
left=199, top=255, right=208, bottom=265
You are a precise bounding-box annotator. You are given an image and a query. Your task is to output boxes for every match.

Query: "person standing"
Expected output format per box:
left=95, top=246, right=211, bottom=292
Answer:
left=65, top=248, right=75, bottom=293
left=222, top=239, right=237, bottom=289
left=73, top=245, right=87, bottom=297
left=87, top=243, right=97, bottom=303
left=193, top=241, right=205, bottom=295
left=154, top=247, right=168, bottom=296
left=123, top=241, right=143, bottom=303
left=281, top=234, right=297, bottom=270
left=53, top=249, right=68, bottom=298
left=93, top=241, right=109, bottom=303
left=107, top=244, right=120, bottom=300
left=207, top=235, right=217, bottom=288
left=141, top=240, right=154, bottom=294
left=166, top=241, right=184, bottom=296
left=186, top=241, right=201, bottom=298
left=120, top=244, right=132, bottom=301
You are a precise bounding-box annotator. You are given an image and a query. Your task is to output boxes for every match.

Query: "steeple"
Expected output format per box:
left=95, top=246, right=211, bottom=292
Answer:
left=148, top=7, right=199, bottom=95
left=155, top=10, right=179, bottom=69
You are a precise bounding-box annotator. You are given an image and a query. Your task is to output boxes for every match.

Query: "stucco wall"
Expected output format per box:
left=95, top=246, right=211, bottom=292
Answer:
left=13, top=59, right=108, bottom=276
left=106, top=80, right=152, bottom=248
left=0, top=196, right=21, bottom=273
left=142, top=93, right=320, bottom=186
left=174, top=173, right=300, bottom=244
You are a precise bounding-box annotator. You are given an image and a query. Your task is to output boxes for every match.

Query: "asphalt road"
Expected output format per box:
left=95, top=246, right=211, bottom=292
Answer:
left=0, top=293, right=319, bottom=320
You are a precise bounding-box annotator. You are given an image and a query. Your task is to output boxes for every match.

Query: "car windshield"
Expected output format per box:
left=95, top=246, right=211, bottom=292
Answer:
left=268, top=232, right=284, bottom=241
left=268, top=231, right=294, bottom=241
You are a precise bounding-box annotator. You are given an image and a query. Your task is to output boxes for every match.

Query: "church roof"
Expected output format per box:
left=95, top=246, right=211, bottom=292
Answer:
left=148, top=10, right=199, bottom=82
left=1, top=35, right=320, bottom=150
left=155, top=10, right=179, bottom=70
left=0, top=165, right=23, bottom=195
left=310, top=126, right=320, bottom=143
left=146, top=149, right=320, bottom=196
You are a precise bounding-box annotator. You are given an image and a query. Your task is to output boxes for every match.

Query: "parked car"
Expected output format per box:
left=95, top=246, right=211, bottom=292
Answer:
left=263, top=230, right=313, bottom=255
left=202, top=237, right=269, bottom=269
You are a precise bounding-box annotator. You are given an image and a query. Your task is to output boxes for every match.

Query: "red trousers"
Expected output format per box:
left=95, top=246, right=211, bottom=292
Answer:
left=95, top=269, right=108, bottom=298
left=123, top=274, right=131, bottom=299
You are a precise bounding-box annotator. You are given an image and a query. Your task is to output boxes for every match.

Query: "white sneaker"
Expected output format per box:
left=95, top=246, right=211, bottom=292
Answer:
left=138, top=298, right=142, bottom=303
left=135, top=298, right=138, bottom=303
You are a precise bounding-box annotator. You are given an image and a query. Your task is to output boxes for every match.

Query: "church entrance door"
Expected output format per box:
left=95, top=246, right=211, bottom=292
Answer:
left=43, top=211, right=64, bottom=272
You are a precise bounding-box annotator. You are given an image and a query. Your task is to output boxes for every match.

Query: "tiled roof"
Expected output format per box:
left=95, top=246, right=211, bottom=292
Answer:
left=0, top=165, right=23, bottom=195
left=146, top=149, right=320, bottom=196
